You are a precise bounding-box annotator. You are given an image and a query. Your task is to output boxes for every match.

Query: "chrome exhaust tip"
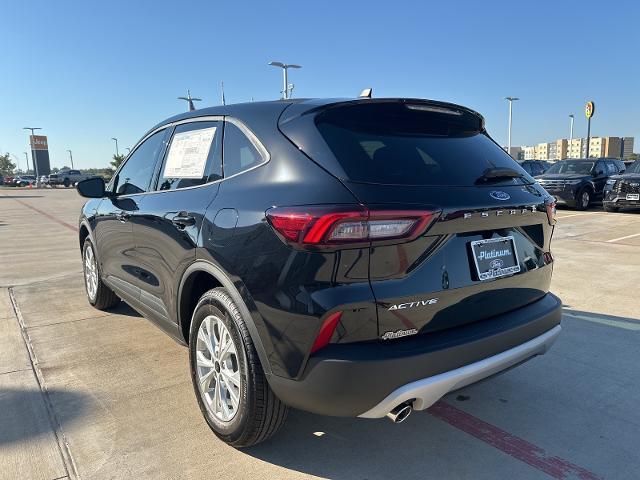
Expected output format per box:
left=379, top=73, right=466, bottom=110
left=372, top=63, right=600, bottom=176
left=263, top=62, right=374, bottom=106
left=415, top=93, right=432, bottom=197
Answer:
left=386, top=402, right=413, bottom=423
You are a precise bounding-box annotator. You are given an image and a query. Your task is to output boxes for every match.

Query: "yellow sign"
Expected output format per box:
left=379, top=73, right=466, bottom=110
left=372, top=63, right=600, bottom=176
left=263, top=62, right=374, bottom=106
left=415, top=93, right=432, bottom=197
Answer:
left=585, top=101, right=595, bottom=119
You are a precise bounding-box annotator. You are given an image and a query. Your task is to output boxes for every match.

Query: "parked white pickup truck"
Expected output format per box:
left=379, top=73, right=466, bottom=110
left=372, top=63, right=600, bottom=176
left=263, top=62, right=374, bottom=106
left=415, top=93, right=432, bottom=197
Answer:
left=48, top=170, right=93, bottom=187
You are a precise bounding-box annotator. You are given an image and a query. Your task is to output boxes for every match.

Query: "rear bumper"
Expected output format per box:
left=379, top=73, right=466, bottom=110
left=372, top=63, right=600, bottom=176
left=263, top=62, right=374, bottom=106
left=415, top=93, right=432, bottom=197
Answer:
left=604, top=194, right=640, bottom=208
left=268, top=292, right=562, bottom=417
left=359, top=324, right=560, bottom=418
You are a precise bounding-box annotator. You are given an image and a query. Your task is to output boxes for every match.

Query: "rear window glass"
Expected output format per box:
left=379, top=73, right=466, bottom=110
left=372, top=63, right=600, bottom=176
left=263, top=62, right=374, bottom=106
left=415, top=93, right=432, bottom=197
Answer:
left=315, top=103, right=530, bottom=186
left=545, top=161, right=594, bottom=175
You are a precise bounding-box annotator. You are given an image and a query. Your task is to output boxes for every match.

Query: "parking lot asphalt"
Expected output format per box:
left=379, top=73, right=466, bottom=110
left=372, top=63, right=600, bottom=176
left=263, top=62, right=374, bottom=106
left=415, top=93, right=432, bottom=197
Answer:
left=1, top=188, right=639, bottom=480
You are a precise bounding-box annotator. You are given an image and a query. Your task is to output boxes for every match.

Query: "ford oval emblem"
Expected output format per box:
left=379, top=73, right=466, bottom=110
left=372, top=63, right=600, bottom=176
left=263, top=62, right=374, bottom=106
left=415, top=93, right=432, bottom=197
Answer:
left=489, top=258, right=504, bottom=269
left=490, top=191, right=510, bottom=201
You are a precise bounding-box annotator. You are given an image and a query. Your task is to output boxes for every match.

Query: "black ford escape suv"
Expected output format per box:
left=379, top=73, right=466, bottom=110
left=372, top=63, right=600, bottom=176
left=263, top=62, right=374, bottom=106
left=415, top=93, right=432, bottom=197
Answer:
left=77, top=98, right=561, bottom=447
left=603, top=160, right=640, bottom=212
left=536, top=158, right=626, bottom=210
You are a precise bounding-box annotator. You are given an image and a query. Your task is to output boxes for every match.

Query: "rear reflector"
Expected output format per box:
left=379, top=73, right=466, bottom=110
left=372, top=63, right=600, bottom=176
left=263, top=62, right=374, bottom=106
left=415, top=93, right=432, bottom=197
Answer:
left=545, top=200, right=557, bottom=225
left=310, top=311, right=343, bottom=354
left=266, top=206, right=439, bottom=247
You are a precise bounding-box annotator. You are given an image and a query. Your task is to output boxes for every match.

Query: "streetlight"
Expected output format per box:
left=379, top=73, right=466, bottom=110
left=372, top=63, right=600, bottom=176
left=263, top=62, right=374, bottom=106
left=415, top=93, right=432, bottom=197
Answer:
left=111, top=137, right=119, bottom=156
left=23, top=127, right=42, bottom=186
left=268, top=61, right=301, bottom=99
left=568, top=114, right=574, bottom=143
left=504, top=97, right=519, bottom=157
left=23, top=152, right=28, bottom=173
left=178, top=90, right=201, bottom=111
left=66, top=149, right=74, bottom=169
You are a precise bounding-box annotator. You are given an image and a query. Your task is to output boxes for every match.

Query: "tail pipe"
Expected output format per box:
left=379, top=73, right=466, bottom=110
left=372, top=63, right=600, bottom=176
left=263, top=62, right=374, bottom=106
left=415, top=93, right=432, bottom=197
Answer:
left=386, top=401, right=413, bottom=423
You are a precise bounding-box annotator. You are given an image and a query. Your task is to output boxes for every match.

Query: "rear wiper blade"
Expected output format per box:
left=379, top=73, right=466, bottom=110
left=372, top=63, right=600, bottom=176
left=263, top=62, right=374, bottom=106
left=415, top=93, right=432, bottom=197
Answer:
left=475, top=167, right=524, bottom=184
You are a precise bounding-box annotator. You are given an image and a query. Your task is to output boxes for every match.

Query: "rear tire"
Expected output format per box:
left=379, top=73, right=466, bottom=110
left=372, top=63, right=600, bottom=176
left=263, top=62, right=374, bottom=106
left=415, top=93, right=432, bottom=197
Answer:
left=63, top=178, right=70, bottom=188
left=82, top=239, right=120, bottom=310
left=575, top=188, right=591, bottom=210
left=189, top=287, right=288, bottom=448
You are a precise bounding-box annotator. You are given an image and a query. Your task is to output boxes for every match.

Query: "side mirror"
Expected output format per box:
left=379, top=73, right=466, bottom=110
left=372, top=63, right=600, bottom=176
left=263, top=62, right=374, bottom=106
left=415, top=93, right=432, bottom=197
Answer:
left=76, top=177, right=107, bottom=198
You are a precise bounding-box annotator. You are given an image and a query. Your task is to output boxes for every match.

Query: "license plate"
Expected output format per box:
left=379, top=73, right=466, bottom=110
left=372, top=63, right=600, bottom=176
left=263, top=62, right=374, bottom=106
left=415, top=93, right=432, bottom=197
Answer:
left=470, top=236, right=521, bottom=281
left=626, top=194, right=639, bottom=201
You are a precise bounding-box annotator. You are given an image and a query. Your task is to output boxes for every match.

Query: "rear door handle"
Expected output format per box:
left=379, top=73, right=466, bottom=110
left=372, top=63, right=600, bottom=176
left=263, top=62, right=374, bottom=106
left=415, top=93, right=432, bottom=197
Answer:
left=172, top=214, right=196, bottom=229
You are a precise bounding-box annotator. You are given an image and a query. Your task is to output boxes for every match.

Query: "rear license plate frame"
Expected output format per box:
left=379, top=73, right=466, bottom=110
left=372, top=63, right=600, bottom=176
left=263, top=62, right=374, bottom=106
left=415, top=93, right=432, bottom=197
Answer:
left=470, top=236, right=521, bottom=281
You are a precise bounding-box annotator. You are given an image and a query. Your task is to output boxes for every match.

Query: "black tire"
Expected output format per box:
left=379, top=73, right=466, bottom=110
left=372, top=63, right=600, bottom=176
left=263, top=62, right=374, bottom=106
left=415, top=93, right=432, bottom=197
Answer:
left=189, top=287, right=288, bottom=448
left=82, top=239, right=120, bottom=310
left=604, top=205, right=619, bottom=213
left=575, top=188, right=591, bottom=210
left=63, top=178, right=70, bottom=188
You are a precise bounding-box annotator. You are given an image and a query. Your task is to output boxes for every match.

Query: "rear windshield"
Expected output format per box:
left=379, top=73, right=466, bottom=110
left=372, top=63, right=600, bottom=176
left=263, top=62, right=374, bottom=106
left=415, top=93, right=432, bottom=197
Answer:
left=314, top=103, right=531, bottom=186
left=545, top=161, right=594, bottom=175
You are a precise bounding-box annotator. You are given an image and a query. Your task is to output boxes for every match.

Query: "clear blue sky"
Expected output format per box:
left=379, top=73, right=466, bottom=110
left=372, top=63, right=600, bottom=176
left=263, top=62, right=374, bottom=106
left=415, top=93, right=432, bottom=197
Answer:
left=1, top=0, right=638, bottom=170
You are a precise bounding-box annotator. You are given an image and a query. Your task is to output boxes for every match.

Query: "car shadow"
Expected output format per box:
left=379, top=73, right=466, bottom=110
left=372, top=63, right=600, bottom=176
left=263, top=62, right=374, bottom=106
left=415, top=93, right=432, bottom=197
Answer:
left=0, top=387, right=90, bottom=446
left=107, top=301, right=142, bottom=317
left=244, top=405, right=461, bottom=479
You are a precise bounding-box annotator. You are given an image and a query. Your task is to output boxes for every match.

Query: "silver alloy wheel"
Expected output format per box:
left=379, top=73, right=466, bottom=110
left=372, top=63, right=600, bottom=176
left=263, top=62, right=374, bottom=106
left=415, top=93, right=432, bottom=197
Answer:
left=196, top=315, right=241, bottom=422
left=581, top=191, right=590, bottom=208
left=84, top=245, right=98, bottom=300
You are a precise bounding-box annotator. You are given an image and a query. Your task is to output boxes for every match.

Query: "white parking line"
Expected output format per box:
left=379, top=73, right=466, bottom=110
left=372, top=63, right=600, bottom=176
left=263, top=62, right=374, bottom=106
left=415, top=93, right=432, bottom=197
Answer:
left=558, top=212, right=604, bottom=219
left=606, top=232, right=640, bottom=243
left=564, top=312, right=640, bottom=331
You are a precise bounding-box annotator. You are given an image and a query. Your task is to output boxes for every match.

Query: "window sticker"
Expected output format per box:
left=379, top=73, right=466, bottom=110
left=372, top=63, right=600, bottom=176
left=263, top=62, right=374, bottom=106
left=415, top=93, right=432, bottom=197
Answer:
left=163, top=127, right=217, bottom=178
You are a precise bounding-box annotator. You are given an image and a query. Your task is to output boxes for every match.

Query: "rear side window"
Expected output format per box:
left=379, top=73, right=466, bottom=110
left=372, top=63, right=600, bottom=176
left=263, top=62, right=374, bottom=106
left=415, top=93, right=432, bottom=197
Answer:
left=314, top=102, right=529, bottom=186
left=222, top=122, right=264, bottom=177
left=156, top=121, right=222, bottom=191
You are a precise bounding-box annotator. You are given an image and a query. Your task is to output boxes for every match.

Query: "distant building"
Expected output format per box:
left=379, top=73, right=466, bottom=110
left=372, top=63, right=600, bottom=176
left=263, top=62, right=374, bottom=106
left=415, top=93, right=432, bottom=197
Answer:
left=507, top=146, right=523, bottom=160
left=567, top=138, right=586, bottom=158
left=622, top=137, right=635, bottom=159
left=604, top=137, right=622, bottom=158
left=522, top=145, right=536, bottom=160
left=517, top=136, right=633, bottom=161
left=555, top=139, right=568, bottom=160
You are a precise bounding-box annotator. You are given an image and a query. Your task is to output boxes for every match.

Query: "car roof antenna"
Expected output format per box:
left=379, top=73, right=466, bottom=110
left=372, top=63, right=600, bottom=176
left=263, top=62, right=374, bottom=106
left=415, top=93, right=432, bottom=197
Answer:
left=359, top=88, right=372, bottom=98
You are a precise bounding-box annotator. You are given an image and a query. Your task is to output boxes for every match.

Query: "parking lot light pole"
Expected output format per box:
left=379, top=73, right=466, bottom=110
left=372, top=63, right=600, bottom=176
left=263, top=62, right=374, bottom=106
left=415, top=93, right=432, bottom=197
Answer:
left=23, top=127, right=42, bottom=187
left=569, top=114, right=574, bottom=142
left=268, top=61, right=301, bottom=99
left=111, top=137, right=119, bottom=157
left=66, top=149, right=74, bottom=169
left=504, top=97, right=519, bottom=156
left=23, top=152, right=28, bottom=173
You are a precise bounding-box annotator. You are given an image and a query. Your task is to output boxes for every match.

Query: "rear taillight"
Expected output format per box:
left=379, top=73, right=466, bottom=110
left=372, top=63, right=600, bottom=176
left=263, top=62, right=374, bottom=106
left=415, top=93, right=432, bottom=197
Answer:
left=545, top=200, right=557, bottom=225
left=266, top=206, right=439, bottom=247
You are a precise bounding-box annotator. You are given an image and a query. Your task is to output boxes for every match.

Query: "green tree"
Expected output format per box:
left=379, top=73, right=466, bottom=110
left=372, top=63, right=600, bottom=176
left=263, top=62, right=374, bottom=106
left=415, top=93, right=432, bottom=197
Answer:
left=0, top=153, right=16, bottom=175
left=110, top=153, right=125, bottom=171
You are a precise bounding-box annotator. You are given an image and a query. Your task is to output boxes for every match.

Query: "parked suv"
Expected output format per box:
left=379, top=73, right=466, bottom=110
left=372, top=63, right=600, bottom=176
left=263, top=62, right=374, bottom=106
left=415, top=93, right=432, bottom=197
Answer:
left=536, top=158, right=625, bottom=210
left=603, top=160, right=640, bottom=212
left=76, top=98, right=561, bottom=447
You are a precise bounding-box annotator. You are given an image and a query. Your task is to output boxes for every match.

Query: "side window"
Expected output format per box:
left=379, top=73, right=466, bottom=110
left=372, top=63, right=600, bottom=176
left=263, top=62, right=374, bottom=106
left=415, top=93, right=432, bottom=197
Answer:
left=115, top=130, right=167, bottom=195
left=605, top=161, right=617, bottom=175
left=594, top=161, right=606, bottom=175
left=223, top=122, right=264, bottom=177
left=156, top=121, right=222, bottom=191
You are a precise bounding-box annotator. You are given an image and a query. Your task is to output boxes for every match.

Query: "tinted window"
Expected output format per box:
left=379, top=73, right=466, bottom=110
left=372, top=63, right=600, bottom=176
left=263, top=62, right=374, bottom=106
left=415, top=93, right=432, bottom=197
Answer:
left=115, top=130, right=166, bottom=195
left=314, top=103, right=529, bottom=186
left=546, top=161, right=594, bottom=175
left=223, top=123, right=264, bottom=177
left=520, top=162, right=533, bottom=175
left=157, top=121, right=222, bottom=191
left=605, top=162, right=617, bottom=175
left=531, top=162, right=544, bottom=176
left=625, top=161, right=640, bottom=174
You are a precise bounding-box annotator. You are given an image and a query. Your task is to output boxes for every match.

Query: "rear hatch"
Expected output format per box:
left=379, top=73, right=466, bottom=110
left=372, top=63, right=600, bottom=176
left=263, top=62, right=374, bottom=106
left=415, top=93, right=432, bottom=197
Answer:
left=280, top=99, right=555, bottom=339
